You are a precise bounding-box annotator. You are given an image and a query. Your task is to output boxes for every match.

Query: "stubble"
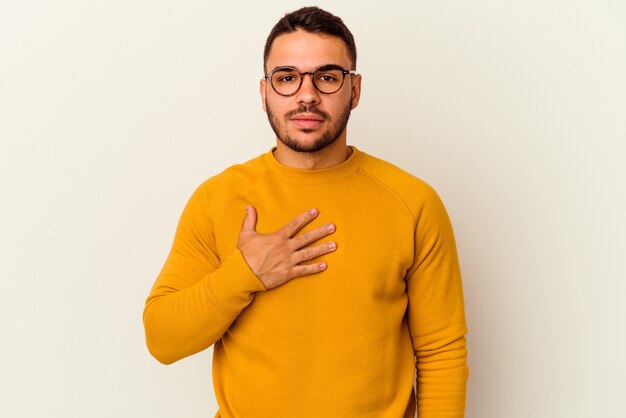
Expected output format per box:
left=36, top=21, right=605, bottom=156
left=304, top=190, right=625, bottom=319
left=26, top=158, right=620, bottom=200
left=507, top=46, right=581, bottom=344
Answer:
left=266, top=100, right=353, bottom=153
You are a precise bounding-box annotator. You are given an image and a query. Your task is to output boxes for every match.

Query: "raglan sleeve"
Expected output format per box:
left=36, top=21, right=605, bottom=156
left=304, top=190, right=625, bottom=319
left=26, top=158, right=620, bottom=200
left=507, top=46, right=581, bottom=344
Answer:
left=142, top=182, right=267, bottom=365
left=406, top=185, right=469, bottom=417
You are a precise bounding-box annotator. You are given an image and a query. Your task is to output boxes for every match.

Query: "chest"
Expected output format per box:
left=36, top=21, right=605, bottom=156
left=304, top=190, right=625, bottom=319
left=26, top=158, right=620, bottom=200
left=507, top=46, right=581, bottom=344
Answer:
left=212, top=179, right=415, bottom=306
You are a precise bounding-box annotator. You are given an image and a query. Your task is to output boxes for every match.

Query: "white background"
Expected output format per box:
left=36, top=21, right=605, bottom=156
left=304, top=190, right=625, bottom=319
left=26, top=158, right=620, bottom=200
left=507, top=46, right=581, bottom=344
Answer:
left=1, top=1, right=624, bottom=417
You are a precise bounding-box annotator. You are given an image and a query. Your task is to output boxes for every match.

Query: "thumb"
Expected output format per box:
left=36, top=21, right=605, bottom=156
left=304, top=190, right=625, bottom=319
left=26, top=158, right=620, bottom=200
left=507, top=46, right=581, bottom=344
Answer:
left=240, top=205, right=258, bottom=233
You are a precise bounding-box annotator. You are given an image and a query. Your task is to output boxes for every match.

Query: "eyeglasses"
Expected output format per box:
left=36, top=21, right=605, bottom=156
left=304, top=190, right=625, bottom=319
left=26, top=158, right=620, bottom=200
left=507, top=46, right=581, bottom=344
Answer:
left=265, top=65, right=357, bottom=96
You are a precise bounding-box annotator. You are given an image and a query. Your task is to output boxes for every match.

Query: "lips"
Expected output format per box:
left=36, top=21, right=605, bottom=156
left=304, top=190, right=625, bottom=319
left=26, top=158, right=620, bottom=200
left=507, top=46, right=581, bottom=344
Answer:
left=290, top=113, right=324, bottom=129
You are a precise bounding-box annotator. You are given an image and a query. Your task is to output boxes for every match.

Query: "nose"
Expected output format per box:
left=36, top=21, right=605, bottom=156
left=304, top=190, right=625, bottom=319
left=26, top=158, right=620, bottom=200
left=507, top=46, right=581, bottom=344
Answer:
left=295, top=72, right=321, bottom=105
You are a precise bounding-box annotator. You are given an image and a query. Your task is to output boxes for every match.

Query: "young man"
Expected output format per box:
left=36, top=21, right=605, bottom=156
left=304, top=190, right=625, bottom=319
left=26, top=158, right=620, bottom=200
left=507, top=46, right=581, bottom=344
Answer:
left=144, top=7, right=468, bottom=418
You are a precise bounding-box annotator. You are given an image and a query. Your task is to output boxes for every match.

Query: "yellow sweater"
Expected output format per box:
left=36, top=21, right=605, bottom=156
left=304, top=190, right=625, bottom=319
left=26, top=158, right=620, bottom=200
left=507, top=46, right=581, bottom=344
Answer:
left=143, top=147, right=468, bottom=418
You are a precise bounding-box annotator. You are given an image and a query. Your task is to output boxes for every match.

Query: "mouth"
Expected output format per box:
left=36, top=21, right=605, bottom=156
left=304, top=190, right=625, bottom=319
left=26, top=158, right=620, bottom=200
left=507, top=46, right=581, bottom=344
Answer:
left=290, top=113, right=325, bottom=130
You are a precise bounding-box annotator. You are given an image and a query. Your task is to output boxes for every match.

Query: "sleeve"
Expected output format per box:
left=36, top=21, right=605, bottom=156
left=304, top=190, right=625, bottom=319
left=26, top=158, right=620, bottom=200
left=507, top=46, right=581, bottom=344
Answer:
left=406, top=187, right=469, bottom=418
left=142, top=184, right=267, bottom=365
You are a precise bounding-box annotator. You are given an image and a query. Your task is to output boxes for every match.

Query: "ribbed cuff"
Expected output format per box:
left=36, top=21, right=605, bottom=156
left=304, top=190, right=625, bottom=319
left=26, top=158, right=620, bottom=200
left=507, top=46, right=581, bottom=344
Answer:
left=205, top=249, right=267, bottom=316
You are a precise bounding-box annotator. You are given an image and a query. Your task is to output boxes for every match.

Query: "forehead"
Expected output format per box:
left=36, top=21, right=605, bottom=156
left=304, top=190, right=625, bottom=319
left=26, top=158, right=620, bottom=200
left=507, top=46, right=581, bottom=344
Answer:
left=267, top=30, right=351, bottom=70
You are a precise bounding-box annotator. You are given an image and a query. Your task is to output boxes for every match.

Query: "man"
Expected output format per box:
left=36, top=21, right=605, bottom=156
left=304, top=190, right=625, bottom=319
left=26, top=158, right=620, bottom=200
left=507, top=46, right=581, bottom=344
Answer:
left=143, top=6, right=468, bottom=418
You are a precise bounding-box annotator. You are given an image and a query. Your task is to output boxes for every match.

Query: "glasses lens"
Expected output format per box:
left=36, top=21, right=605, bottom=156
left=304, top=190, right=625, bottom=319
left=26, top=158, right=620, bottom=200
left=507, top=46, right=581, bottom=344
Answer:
left=271, top=69, right=301, bottom=96
left=313, top=69, right=345, bottom=94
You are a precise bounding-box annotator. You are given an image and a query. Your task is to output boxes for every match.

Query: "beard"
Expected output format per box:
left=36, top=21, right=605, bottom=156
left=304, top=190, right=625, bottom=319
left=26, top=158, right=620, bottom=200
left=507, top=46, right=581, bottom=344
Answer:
left=266, top=99, right=353, bottom=153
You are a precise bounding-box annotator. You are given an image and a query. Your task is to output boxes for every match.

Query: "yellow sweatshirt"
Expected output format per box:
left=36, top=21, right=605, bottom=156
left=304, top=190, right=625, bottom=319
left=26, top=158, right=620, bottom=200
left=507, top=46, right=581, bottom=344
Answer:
left=143, top=147, right=468, bottom=418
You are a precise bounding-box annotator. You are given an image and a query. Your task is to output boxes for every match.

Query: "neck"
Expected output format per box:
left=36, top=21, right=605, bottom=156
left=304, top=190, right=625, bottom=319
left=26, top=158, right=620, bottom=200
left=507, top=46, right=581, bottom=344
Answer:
left=273, top=136, right=353, bottom=170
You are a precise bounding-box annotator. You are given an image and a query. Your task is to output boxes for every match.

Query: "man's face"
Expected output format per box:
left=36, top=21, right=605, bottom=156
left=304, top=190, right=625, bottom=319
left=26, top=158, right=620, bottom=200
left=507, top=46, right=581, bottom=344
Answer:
left=261, top=30, right=361, bottom=153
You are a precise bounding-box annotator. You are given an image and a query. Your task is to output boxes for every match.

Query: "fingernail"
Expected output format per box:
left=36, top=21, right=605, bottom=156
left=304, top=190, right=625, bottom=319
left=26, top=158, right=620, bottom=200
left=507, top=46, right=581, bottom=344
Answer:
left=327, top=224, right=335, bottom=232
left=328, top=242, right=337, bottom=250
left=310, top=208, right=318, bottom=216
left=319, top=262, right=327, bottom=270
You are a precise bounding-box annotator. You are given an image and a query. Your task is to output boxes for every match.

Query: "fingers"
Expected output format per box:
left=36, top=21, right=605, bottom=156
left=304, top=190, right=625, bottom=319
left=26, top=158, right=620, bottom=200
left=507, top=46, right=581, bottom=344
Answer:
left=279, top=208, right=319, bottom=238
left=291, top=261, right=328, bottom=278
left=292, top=241, right=337, bottom=264
left=290, top=222, right=336, bottom=250
left=237, top=206, right=337, bottom=288
left=240, top=205, right=257, bottom=233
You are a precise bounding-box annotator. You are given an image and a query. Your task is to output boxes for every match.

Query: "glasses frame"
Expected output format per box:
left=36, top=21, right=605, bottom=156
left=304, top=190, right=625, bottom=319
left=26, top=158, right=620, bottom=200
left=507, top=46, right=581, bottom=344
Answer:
left=264, top=65, right=357, bottom=97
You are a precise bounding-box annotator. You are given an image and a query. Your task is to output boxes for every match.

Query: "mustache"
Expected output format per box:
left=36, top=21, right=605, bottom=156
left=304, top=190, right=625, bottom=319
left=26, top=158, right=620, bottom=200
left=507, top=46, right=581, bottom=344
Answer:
left=284, top=105, right=329, bottom=120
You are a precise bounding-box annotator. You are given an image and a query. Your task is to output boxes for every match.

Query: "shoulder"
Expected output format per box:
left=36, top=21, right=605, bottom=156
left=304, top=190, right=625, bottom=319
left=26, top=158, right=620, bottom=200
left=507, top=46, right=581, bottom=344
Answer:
left=195, top=153, right=268, bottom=194
left=358, top=151, right=455, bottom=239
left=182, top=153, right=268, bottom=213
left=358, top=151, right=444, bottom=219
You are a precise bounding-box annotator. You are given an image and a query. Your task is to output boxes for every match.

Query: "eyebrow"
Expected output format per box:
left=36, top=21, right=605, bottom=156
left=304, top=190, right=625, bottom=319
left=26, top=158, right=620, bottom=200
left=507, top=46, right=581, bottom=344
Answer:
left=315, top=64, right=346, bottom=72
left=269, top=64, right=348, bottom=73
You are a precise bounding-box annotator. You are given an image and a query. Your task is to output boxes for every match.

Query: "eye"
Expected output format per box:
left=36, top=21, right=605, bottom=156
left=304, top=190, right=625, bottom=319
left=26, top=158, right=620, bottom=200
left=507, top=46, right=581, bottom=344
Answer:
left=273, top=71, right=300, bottom=84
left=315, top=69, right=343, bottom=84
left=317, top=74, right=338, bottom=83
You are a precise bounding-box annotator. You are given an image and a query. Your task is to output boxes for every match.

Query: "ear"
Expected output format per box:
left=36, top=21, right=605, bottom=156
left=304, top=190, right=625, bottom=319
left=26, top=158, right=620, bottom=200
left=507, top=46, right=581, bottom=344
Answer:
left=260, top=78, right=267, bottom=113
left=350, top=73, right=362, bottom=110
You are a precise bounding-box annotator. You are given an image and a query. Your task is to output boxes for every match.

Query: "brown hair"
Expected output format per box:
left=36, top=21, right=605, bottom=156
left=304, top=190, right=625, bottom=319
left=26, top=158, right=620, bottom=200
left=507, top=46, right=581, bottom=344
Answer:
left=263, top=6, right=357, bottom=72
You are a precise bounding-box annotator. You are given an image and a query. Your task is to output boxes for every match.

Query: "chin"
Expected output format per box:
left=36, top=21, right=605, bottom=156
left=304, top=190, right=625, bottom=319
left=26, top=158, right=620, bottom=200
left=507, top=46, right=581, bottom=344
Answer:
left=279, top=133, right=338, bottom=153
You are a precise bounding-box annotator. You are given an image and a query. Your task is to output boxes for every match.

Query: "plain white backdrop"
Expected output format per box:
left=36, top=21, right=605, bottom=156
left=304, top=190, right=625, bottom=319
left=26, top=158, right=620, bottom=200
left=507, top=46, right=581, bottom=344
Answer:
left=1, top=1, right=624, bottom=417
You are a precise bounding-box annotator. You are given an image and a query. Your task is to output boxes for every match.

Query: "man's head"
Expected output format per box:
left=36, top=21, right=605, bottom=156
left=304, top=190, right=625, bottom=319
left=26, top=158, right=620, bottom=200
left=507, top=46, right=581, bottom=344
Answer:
left=261, top=7, right=361, bottom=155
left=263, top=7, right=357, bottom=74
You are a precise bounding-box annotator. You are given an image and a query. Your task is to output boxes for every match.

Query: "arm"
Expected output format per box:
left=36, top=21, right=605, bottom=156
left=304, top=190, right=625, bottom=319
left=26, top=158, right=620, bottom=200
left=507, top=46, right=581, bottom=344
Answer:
left=406, top=188, right=469, bottom=417
left=143, top=187, right=337, bottom=365
left=142, top=187, right=265, bottom=365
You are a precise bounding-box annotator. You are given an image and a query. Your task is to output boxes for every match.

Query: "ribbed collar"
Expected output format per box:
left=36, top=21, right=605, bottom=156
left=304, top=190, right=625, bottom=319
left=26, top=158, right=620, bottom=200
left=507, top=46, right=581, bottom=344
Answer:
left=262, top=146, right=365, bottom=184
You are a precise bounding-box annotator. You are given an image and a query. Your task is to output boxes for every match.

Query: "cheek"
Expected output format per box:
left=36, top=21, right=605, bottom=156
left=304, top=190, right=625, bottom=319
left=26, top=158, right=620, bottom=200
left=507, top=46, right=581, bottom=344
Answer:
left=266, top=97, right=291, bottom=118
left=328, top=95, right=353, bottom=116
